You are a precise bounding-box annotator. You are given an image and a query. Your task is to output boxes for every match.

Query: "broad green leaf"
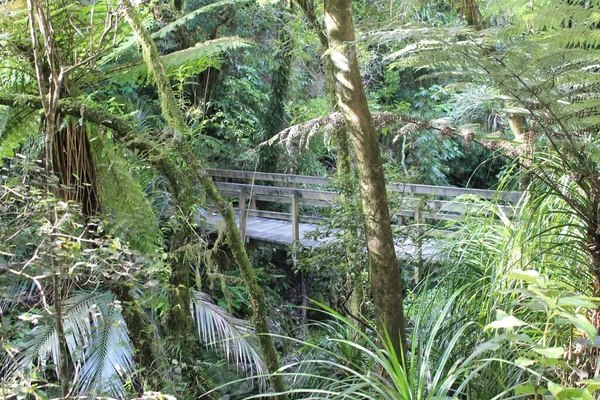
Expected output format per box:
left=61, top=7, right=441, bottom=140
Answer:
left=533, top=346, right=564, bottom=359
left=506, top=269, right=545, bottom=286
left=515, top=357, right=535, bottom=367
left=515, top=382, right=546, bottom=395
left=484, top=310, right=527, bottom=330
left=548, top=381, right=593, bottom=400
left=580, top=378, right=600, bottom=391
left=560, top=313, right=597, bottom=341
left=558, top=296, right=598, bottom=309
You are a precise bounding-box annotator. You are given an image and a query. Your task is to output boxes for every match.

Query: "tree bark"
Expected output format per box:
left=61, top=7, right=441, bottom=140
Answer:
left=323, top=0, right=407, bottom=358
left=458, top=0, right=484, bottom=29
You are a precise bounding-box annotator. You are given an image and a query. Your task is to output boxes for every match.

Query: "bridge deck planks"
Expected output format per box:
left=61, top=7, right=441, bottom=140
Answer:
left=204, top=212, right=329, bottom=248
left=203, top=212, right=440, bottom=262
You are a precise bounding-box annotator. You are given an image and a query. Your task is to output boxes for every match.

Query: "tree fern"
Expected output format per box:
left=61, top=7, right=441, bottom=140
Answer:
left=92, top=135, right=163, bottom=254
left=101, top=0, right=250, bottom=65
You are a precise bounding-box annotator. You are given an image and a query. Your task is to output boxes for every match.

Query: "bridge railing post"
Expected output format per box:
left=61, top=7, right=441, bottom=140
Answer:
left=239, top=188, right=247, bottom=244
left=414, top=203, right=424, bottom=284
left=291, top=191, right=300, bottom=245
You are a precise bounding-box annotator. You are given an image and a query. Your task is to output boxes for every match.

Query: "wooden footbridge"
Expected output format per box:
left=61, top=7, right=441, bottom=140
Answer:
left=204, top=169, right=522, bottom=260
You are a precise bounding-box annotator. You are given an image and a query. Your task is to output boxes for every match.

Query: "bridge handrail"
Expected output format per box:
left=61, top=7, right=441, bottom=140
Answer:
left=208, top=169, right=330, bottom=186
left=206, top=168, right=523, bottom=245
left=208, top=168, right=522, bottom=203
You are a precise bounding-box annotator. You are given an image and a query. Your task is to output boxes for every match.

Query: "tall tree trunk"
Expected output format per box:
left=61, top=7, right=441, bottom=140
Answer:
left=120, top=2, right=287, bottom=397
left=110, top=281, right=165, bottom=391
left=296, top=0, right=365, bottom=321
left=52, top=272, right=70, bottom=398
left=323, top=0, right=407, bottom=357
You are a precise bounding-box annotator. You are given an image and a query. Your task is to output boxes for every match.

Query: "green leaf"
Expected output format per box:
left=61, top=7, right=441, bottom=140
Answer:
left=557, top=296, right=598, bottom=309
left=560, top=312, right=597, bottom=341
left=515, top=382, right=547, bottom=395
left=506, top=269, right=546, bottom=287
left=514, top=357, right=535, bottom=367
left=580, top=378, right=600, bottom=391
left=533, top=346, right=564, bottom=359
left=548, top=381, right=594, bottom=399
left=484, top=310, right=527, bottom=330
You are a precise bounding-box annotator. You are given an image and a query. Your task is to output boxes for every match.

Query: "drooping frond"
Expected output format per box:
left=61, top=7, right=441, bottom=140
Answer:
left=72, top=293, right=134, bottom=399
left=0, top=106, right=41, bottom=161
left=265, top=111, right=516, bottom=155
left=191, top=290, right=266, bottom=384
left=109, top=36, right=251, bottom=84
left=155, top=0, right=251, bottom=40
left=93, top=136, right=162, bottom=254
left=102, top=0, right=250, bottom=65
left=379, top=0, right=600, bottom=147
left=4, top=290, right=134, bottom=399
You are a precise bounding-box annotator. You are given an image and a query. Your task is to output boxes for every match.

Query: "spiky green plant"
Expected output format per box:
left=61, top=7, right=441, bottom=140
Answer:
left=235, top=300, right=490, bottom=400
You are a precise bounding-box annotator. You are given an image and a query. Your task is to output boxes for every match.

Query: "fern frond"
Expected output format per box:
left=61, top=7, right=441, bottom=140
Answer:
left=100, top=0, right=249, bottom=65
left=191, top=290, right=266, bottom=385
left=92, top=136, right=162, bottom=254
left=0, top=107, right=40, bottom=161
left=4, top=291, right=134, bottom=399
left=380, top=0, right=600, bottom=148
left=109, top=36, right=250, bottom=84
left=155, top=0, right=251, bottom=40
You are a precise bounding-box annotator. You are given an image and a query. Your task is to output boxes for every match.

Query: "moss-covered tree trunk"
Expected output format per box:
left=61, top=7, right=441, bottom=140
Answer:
left=323, top=0, right=407, bottom=357
left=120, top=1, right=287, bottom=397
left=296, top=0, right=364, bottom=320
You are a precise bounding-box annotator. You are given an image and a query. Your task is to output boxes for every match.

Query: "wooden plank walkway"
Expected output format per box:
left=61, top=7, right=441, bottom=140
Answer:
left=204, top=212, right=439, bottom=262
left=205, top=212, right=327, bottom=248
left=202, top=169, right=521, bottom=264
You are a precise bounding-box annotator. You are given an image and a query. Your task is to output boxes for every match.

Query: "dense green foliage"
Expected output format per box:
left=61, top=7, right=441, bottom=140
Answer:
left=2, top=0, right=600, bottom=398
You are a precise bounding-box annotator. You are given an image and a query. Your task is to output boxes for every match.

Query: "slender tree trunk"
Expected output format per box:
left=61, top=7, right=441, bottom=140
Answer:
left=110, top=281, right=165, bottom=391
left=323, top=0, right=407, bottom=357
left=53, top=272, right=70, bottom=398
left=120, top=2, right=287, bottom=397
left=458, top=0, right=483, bottom=29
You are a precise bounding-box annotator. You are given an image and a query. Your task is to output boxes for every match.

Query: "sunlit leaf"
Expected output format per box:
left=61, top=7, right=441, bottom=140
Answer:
left=484, top=310, right=527, bottom=330
left=533, top=346, right=564, bottom=359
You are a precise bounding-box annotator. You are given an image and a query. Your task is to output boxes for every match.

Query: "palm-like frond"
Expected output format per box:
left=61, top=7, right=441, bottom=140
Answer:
left=4, top=290, right=134, bottom=399
left=0, top=280, right=35, bottom=315
left=191, top=290, right=266, bottom=383
left=73, top=294, right=134, bottom=399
